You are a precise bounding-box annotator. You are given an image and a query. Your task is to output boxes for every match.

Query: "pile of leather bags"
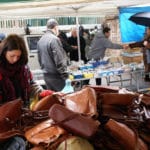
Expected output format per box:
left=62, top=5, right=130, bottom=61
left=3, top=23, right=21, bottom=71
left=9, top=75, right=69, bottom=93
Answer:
left=0, top=85, right=149, bottom=149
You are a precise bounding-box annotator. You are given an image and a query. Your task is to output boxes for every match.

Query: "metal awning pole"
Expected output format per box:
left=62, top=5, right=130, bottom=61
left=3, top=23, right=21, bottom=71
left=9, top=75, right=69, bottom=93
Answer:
left=76, top=15, right=81, bottom=61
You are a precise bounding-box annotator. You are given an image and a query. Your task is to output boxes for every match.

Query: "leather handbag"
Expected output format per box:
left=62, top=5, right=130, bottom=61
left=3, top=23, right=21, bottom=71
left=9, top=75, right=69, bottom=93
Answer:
left=86, top=85, right=119, bottom=93
left=86, top=85, right=119, bottom=99
left=102, top=93, right=138, bottom=106
left=49, top=104, right=100, bottom=139
left=0, top=99, right=23, bottom=141
left=104, top=119, right=148, bottom=150
left=25, top=119, right=67, bottom=145
left=32, top=94, right=61, bottom=111
left=0, top=99, right=22, bottom=133
left=102, top=104, right=127, bottom=120
left=63, top=87, right=97, bottom=116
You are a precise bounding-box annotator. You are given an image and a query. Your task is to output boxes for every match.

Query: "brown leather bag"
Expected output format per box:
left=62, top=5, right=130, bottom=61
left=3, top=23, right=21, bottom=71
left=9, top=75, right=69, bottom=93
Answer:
left=32, top=94, right=61, bottom=111
left=0, top=99, right=22, bottom=133
left=25, top=119, right=67, bottom=146
left=105, top=119, right=148, bottom=150
left=49, top=104, right=100, bottom=139
left=102, top=93, right=138, bottom=106
left=86, top=85, right=119, bottom=93
left=86, top=85, right=119, bottom=99
left=63, top=87, right=97, bottom=116
left=0, top=99, right=23, bottom=141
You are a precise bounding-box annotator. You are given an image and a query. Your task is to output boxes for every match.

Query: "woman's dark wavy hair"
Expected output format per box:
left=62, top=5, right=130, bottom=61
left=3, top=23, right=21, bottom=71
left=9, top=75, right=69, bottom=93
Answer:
left=0, top=34, right=28, bottom=65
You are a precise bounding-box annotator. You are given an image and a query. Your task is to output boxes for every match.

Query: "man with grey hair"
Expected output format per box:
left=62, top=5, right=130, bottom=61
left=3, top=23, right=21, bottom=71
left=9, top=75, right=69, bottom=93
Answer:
left=37, top=18, right=68, bottom=91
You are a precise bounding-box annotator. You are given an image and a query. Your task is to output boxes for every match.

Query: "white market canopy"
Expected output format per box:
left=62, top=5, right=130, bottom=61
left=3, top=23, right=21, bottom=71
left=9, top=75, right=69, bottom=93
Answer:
left=0, top=0, right=150, bottom=19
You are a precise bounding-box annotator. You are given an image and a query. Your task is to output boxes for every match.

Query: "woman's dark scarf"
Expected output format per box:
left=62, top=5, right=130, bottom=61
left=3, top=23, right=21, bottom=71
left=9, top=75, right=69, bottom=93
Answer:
left=0, top=61, right=30, bottom=103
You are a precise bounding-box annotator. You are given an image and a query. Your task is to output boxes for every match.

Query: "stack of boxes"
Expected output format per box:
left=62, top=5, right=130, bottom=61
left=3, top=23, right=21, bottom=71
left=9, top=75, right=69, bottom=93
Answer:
left=122, top=47, right=143, bottom=64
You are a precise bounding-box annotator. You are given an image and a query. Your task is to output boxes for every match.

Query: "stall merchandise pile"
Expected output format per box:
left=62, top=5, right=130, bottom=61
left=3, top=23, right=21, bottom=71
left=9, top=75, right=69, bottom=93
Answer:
left=0, top=85, right=149, bottom=149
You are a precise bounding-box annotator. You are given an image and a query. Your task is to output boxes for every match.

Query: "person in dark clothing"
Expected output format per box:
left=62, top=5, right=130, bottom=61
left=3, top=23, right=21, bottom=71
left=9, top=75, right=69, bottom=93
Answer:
left=79, top=25, right=84, bottom=37
left=58, top=31, right=75, bottom=65
left=25, top=24, right=31, bottom=35
left=68, top=27, right=87, bottom=63
left=68, top=27, right=89, bottom=86
left=58, top=31, right=76, bottom=66
left=58, top=31, right=74, bottom=53
left=129, top=31, right=150, bottom=81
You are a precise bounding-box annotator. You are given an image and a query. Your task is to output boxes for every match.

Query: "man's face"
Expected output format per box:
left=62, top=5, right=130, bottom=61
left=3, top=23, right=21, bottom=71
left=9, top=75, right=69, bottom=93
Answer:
left=54, top=26, right=59, bottom=36
left=105, top=31, right=110, bottom=38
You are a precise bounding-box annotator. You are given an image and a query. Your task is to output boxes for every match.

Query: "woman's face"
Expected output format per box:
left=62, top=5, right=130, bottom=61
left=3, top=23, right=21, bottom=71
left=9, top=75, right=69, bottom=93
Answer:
left=5, top=49, right=21, bottom=64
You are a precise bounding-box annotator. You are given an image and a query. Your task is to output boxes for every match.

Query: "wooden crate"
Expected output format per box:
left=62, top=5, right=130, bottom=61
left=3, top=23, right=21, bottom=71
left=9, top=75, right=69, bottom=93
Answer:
left=123, top=47, right=142, bottom=53
left=122, top=55, right=143, bottom=64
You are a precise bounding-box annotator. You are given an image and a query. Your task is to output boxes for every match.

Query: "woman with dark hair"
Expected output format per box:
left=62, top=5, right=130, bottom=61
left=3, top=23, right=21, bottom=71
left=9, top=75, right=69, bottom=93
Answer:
left=0, top=34, right=52, bottom=149
left=0, top=34, right=43, bottom=106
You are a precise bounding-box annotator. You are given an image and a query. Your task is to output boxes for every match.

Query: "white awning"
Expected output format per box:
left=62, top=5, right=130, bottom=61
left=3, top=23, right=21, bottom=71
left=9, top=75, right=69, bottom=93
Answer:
left=0, top=0, right=149, bottom=19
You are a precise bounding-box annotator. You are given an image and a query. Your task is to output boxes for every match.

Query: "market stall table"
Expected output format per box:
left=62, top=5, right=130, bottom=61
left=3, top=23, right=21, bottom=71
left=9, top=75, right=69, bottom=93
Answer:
left=68, top=61, right=146, bottom=92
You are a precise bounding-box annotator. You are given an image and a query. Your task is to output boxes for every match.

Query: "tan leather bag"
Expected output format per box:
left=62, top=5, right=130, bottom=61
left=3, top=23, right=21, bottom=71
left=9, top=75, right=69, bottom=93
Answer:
left=63, top=87, right=97, bottom=116
left=32, top=94, right=61, bottom=111
left=25, top=119, right=67, bottom=145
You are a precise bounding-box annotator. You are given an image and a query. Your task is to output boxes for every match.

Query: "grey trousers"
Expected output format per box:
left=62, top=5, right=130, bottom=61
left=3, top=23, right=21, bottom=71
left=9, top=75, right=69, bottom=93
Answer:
left=44, top=73, right=65, bottom=92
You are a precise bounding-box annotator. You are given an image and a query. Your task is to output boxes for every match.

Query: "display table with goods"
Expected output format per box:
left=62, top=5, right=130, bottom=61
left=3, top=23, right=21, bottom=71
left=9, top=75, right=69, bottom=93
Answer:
left=67, top=59, right=146, bottom=92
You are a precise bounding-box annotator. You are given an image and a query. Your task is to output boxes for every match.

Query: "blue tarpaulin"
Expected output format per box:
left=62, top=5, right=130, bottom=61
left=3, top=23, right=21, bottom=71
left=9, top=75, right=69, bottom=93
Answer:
left=119, top=6, right=150, bottom=43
